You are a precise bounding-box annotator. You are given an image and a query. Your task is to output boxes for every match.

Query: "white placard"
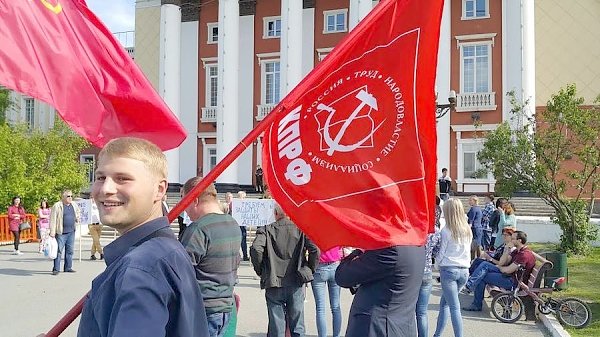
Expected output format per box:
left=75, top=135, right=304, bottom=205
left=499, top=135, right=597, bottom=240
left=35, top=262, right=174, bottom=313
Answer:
left=232, top=199, right=275, bottom=227
left=74, top=199, right=92, bottom=225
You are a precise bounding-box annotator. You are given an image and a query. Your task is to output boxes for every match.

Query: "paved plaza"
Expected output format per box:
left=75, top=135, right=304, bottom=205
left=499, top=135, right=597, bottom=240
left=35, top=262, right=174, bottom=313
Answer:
left=1, top=240, right=550, bottom=337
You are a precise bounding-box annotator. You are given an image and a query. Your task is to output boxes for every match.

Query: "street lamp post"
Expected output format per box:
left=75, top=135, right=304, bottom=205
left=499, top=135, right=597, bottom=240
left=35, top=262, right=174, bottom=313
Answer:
left=435, top=90, right=456, bottom=120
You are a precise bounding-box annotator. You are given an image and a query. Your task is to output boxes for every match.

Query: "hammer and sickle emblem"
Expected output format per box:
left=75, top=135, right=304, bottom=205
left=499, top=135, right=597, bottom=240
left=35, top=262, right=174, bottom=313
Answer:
left=34, top=0, right=63, bottom=14
left=318, top=89, right=380, bottom=156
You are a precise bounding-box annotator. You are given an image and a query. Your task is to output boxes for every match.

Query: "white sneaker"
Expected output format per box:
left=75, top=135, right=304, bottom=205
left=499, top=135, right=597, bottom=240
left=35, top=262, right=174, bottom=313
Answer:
left=16, top=250, right=24, bottom=255
left=12, top=250, right=19, bottom=255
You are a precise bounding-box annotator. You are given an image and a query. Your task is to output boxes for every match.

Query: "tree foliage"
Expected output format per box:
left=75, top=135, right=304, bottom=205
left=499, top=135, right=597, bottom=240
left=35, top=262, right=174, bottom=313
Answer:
left=478, top=84, right=600, bottom=255
left=0, top=87, right=12, bottom=124
left=0, top=120, right=89, bottom=213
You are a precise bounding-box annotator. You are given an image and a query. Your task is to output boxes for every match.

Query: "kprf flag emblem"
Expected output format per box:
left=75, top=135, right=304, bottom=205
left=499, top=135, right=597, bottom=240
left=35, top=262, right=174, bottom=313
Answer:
left=263, top=0, right=443, bottom=251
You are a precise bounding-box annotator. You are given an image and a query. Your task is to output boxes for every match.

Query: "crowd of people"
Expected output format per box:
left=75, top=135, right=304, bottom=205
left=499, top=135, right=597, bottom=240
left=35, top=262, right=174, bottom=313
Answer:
left=8, top=146, right=535, bottom=337
left=6, top=190, right=105, bottom=275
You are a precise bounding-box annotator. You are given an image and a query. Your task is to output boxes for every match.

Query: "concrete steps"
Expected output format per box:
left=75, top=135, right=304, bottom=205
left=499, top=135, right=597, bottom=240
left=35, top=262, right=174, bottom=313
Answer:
left=455, top=195, right=556, bottom=217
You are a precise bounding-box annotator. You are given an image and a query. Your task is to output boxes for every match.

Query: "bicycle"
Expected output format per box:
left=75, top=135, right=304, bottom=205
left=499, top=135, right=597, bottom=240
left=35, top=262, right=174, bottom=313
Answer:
left=491, top=273, right=592, bottom=329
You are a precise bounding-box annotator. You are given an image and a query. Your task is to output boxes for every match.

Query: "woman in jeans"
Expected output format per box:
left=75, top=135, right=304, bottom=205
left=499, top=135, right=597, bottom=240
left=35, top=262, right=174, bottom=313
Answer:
left=311, top=247, right=342, bottom=337
left=7, top=196, right=26, bottom=255
left=415, top=227, right=440, bottom=337
left=433, top=198, right=472, bottom=337
left=415, top=196, right=442, bottom=337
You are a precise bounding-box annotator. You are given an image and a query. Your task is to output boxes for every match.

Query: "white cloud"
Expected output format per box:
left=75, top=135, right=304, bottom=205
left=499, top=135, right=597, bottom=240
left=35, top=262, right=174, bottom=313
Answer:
left=86, top=0, right=135, bottom=33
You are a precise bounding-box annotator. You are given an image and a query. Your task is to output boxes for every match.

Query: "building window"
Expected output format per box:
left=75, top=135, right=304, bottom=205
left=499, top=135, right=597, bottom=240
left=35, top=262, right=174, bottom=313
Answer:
left=24, top=98, right=35, bottom=130
left=207, top=23, right=218, bottom=44
left=262, top=61, right=281, bottom=105
left=462, top=142, right=485, bottom=179
left=208, top=148, right=217, bottom=171
left=80, top=154, right=95, bottom=184
left=463, top=0, right=489, bottom=19
left=323, top=9, right=348, bottom=34
left=263, top=16, right=281, bottom=39
left=205, top=64, right=218, bottom=107
left=461, top=43, right=490, bottom=93
left=203, top=144, right=217, bottom=174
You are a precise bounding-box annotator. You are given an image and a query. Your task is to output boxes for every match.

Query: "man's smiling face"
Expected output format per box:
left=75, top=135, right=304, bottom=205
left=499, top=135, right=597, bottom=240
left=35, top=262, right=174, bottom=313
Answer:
left=92, top=156, right=164, bottom=234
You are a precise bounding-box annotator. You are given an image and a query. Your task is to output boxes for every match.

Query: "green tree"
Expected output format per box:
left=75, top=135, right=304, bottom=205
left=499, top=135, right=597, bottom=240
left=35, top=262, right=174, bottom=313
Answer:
left=477, top=84, right=600, bottom=255
left=0, top=87, right=12, bottom=124
left=0, top=120, right=89, bottom=213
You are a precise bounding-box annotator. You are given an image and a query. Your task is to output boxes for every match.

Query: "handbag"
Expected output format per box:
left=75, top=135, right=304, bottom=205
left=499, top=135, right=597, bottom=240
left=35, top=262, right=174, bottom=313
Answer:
left=19, top=221, right=31, bottom=231
left=44, top=236, right=58, bottom=260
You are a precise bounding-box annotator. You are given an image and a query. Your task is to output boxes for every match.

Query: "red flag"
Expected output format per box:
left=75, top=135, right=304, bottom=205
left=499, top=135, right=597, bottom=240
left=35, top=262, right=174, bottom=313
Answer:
left=0, top=0, right=185, bottom=151
left=263, top=0, right=443, bottom=250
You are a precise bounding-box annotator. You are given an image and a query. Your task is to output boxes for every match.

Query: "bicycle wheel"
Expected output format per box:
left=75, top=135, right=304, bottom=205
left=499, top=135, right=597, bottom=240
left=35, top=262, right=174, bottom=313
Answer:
left=556, top=297, right=592, bottom=329
left=491, top=293, right=524, bottom=323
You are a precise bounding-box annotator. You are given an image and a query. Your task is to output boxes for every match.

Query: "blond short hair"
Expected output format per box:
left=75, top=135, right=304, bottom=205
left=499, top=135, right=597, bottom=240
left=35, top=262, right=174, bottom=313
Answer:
left=183, top=176, right=217, bottom=201
left=98, top=137, right=167, bottom=179
left=469, top=195, right=479, bottom=205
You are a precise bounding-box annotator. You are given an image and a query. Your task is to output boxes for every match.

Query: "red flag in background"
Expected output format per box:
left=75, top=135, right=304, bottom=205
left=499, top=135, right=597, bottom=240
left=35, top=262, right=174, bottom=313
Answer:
left=263, top=0, right=443, bottom=251
left=0, top=0, right=186, bottom=150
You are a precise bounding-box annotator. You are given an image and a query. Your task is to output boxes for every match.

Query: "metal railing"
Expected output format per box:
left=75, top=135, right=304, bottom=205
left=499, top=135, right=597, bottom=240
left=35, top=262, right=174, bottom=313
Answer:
left=456, top=92, right=496, bottom=112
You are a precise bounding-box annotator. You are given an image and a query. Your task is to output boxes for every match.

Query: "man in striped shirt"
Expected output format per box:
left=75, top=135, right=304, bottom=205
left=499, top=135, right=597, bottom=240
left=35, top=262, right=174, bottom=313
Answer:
left=180, top=177, right=242, bottom=337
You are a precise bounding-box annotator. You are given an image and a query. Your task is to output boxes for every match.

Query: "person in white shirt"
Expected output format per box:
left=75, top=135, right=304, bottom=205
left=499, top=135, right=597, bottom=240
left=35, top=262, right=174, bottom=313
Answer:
left=433, top=198, right=472, bottom=337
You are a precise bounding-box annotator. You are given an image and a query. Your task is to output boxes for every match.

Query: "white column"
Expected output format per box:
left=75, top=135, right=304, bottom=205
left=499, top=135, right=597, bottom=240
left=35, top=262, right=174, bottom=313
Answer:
left=237, top=14, right=255, bottom=185
left=280, top=0, right=304, bottom=94
left=521, top=0, right=535, bottom=119
left=179, top=20, right=199, bottom=183
left=436, top=0, right=451, bottom=176
left=256, top=137, right=263, bottom=169
left=216, top=0, right=239, bottom=184
left=349, top=0, right=373, bottom=30
left=159, top=4, right=181, bottom=185
left=503, top=0, right=524, bottom=124
left=302, top=7, right=315, bottom=77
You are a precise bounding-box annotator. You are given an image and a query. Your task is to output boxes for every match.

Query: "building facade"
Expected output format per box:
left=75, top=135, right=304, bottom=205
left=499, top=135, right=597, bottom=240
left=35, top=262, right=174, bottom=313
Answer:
left=134, top=0, right=525, bottom=191
left=135, top=0, right=599, bottom=192
left=3, top=91, right=56, bottom=132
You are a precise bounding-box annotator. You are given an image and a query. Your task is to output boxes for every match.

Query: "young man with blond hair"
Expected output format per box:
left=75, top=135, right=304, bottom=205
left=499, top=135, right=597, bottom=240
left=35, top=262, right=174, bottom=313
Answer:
left=180, top=176, right=241, bottom=337
left=78, top=137, right=209, bottom=337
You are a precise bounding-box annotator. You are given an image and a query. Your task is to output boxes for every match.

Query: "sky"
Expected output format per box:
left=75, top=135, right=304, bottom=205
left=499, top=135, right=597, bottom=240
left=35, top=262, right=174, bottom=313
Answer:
left=86, top=0, right=136, bottom=33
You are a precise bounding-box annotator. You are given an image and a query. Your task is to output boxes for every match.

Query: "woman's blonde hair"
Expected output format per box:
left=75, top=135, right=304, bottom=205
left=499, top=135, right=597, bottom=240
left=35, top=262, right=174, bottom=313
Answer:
left=504, top=202, right=514, bottom=215
left=469, top=195, right=479, bottom=205
left=442, top=198, right=473, bottom=243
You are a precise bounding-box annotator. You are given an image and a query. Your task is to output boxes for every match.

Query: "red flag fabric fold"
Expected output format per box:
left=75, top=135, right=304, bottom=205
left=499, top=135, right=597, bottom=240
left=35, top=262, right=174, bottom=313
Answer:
left=0, top=0, right=186, bottom=150
left=263, top=0, right=443, bottom=251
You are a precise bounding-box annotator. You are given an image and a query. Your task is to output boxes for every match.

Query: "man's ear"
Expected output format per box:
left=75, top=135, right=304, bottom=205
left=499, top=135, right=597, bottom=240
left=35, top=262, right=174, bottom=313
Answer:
left=156, top=179, right=168, bottom=202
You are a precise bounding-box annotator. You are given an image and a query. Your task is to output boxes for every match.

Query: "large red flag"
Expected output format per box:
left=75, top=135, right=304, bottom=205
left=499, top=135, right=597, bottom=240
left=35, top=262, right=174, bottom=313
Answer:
left=263, top=0, right=443, bottom=250
left=0, top=0, right=185, bottom=151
